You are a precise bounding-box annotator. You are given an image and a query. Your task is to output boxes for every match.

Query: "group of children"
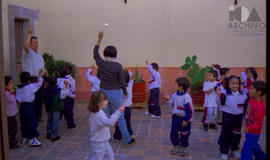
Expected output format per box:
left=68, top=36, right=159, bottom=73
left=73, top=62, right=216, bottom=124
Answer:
left=5, top=65, right=76, bottom=149
left=5, top=30, right=266, bottom=160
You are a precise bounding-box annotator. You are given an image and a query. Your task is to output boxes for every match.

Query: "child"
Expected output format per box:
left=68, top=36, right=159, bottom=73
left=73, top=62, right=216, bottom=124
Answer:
left=202, top=69, right=219, bottom=131
left=216, top=75, right=248, bottom=160
left=211, top=64, right=221, bottom=79
left=242, top=67, right=257, bottom=94
left=85, top=65, right=100, bottom=92
left=57, top=66, right=76, bottom=129
left=88, top=91, right=124, bottom=160
left=144, top=60, right=162, bottom=117
left=113, top=69, right=134, bottom=142
left=241, top=80, right=266, bottom=160
left=16, top=69, right=43, bottom=147
left=5, top=76, right=20, bottom=149
left=165, top=77, right=194, bottom=156
left=216, top=67, right=230, bottom=125
left=43, top=76, right=72, bottom=142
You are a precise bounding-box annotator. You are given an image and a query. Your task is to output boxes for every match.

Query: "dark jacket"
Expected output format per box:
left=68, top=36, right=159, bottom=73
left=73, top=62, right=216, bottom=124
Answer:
left=43, top=85, right=64, bottom=113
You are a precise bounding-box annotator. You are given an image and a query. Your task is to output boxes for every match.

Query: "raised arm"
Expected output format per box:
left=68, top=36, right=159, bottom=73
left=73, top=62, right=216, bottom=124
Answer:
left=97, top=106, right=124, bottom=127
left=93, top=31, right=105, bottom=67
left=23, top=26, right=33, bottom=54
left=145, top=60, right=159, bottom=79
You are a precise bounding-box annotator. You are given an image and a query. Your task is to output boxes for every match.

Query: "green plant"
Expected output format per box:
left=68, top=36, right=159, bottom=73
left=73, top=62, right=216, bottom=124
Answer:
left=43, top=52, right=76, bottom=78
left=134, top=66, right=144, bottom=82
left=181, top=55, right=210, bottom=93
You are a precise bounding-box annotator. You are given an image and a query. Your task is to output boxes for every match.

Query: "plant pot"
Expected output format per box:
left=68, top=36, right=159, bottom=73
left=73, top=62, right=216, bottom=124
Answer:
left=132, top=82, right=146, bottom=103
left=190, top=87, right=205, bottom=106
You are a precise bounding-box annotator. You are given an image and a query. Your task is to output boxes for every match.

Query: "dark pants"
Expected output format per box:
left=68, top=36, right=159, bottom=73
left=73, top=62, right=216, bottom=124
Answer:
left=62, top=97, right=75, bottom=126
left=20, top=102, right=39, bottom=139
left=218, top=112, right=243, bottom=154
left=170, top=114, right=191, bottom=147
left=7, top=115, right=18, bottom=146
left=148, top=88, right=161, bottom=116
left=241, top=133, right=266, bottom=160
left=31, top=77, right=44, bottom=119
left=113, top=107, right=133, bottom=140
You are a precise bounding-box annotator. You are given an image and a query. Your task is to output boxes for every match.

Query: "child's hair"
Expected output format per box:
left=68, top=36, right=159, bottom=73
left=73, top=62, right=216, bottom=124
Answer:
left=66, top=65, right=73, bottom=75
left=20, top=72, right=31, bottom=84
left=151, top=63, right=159, bottom=71
left=45, top=75, right=57, bottom=86
left=224, top=75, right=242, bottom=94
left=212, top=64, right=221, bottom=70
left=245, top=67, right=257, bottom=80
left=5, top=76, right=13, bottom=86
left=103, top=46, right=117, bottom=58
left=59, top=66, right=68, bottom=78
left=208, top=69, right=218, bottom=78
left=220, top=67, right=230, bottom=76
left=251, top=80, right=266, bottom=97
left=124, top=71, right=130, bottom=85
left=175, top=77, right=190, bottom=91
left=88, top=91, right=107, bottom=113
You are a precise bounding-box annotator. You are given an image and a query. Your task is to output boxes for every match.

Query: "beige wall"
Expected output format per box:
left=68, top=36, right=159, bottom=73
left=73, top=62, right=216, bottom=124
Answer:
left=2, top=0, right=266, bottom=73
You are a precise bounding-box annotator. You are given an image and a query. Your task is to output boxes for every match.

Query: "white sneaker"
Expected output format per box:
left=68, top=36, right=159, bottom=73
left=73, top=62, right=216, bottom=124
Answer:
left=233, top=150, right=241, bottom=158
left=221, top=154, right=228, bottom=160
left=144, top=111, right=150, bottom=115
left=21, top=138, right=28, bottom=144
left=151, top=114, right=160, bottom=118
left=29, top=138, right=41, bottom=147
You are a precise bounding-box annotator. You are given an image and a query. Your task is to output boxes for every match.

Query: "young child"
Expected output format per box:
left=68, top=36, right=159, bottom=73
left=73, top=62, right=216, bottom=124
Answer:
left=16, top=69, right=43, bottom=147
left=5, top=76, right=20, bottom=149
left=113, top=69, right=134, bottom=142
left=216, top=67, right=230, bottom=125
left=85, top=65, right=100, bottom=92
left=241, top=80, right=266, bottom=160
left=57, top=66, right=76, bottom=129
left=216, top=75, right=248, bottom=160
left=43, top=76, right=72, bottom=142
left=165, top=77, right=194, bottom=156
left=202, top=69, right=219, bottom=131
left=88, top=91, right=124, bottom=160
left=144, top=60, right=162, bottom=117
left=211, top=64, right=221, bottom=79
left=241, top=67, right=257, bottom=94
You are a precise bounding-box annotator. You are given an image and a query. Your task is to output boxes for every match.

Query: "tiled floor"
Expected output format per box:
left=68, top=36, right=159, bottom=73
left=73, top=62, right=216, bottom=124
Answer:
left=10, top=102, right=266, bottom=160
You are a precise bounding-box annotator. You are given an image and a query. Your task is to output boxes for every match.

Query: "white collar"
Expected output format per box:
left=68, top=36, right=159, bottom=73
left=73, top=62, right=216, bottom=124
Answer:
left=104, top=57, right=117, bottom=62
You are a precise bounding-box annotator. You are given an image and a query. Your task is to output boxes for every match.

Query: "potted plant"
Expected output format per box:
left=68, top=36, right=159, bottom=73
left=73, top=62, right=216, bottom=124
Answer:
left=181, top=55, right=210, bottom=106
left=132, top=66, right=146, bottom=104
left=43, top=52, right=76, bottom=78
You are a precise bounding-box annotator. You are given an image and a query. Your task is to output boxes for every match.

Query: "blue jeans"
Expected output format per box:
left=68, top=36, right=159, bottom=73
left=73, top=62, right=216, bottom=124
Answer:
left=241, top=133, right=266, bottom=160
left=47, top=112, right=60, bottom=139
left=101, top=89, right=131, bottom=144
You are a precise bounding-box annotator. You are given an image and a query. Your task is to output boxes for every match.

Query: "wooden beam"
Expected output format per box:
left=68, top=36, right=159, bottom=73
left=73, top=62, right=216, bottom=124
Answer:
left=0, top=0, right=10, bottom=159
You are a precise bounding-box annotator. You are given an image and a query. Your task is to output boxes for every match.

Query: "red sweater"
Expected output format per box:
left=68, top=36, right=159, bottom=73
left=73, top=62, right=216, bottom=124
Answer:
left=245, top=98, right=266, bottom=135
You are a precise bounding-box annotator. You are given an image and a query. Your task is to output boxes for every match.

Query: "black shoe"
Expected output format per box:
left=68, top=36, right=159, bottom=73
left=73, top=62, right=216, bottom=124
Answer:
left=68, top=124, right=76, bottom=129
left=217, top=122, right=222, bottom=125
left=123, top=138, right=136, bottom=147
left=47, top=133, right=51, bottom=139
left=203, top=124, right=208, bottom=131
left=10, top=144, right=20, bottom=150
left=209, top=123, right=218, bottom=129
left=51, top=136, right=61, bottom=142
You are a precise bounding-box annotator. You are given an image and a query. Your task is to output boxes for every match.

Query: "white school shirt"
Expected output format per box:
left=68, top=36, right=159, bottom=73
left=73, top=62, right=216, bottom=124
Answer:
left=85, top=69, right=100, bottom=92
left=57, top=76, right=75, bottom=98
left=89, top=110, right=121, bottom=142
left=22, top=49, right=44, bottom=77
left=217, top=90, right=248, bottom=115
left=122, top=71, right=133, bottom=107
left=167, top=91, right=194, bottom=122
left=203, top=81, right=219, bottom=108
left=16, top=77, right=43, bottom=103
left=147, top=64, right=161, bottom=89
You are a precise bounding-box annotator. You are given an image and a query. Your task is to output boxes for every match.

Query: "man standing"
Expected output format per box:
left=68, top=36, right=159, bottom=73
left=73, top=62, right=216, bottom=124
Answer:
left=22, top=26, right=45, bottom=122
